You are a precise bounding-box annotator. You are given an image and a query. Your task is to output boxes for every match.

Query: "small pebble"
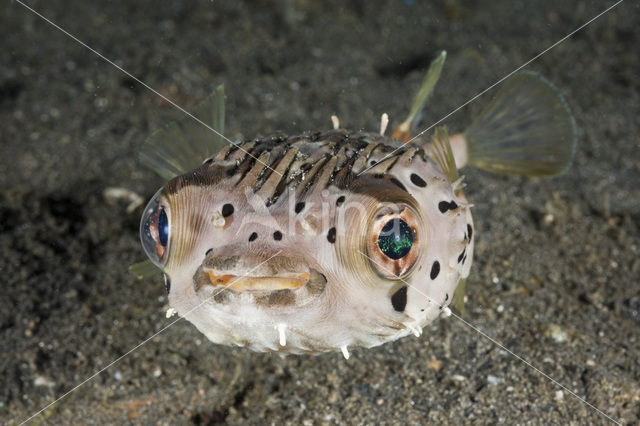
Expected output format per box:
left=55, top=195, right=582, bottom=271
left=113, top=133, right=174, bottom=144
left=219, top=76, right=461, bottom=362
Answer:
left=34, top=376, right=55, bottom=388
left=547, top=324, right=568, bottom=343
left=487, top=375, right=502, bottom=385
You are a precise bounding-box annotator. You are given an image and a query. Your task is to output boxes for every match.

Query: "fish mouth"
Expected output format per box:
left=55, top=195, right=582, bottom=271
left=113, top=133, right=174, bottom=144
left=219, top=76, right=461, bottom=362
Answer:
left=205, top=271, right=310, bottom=292
left=195, top=251, right=320, bottom=295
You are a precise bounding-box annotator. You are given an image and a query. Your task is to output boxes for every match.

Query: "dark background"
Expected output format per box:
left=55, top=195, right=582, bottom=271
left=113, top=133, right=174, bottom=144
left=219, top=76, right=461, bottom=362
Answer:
left=2, top=0, right=638, bottom=424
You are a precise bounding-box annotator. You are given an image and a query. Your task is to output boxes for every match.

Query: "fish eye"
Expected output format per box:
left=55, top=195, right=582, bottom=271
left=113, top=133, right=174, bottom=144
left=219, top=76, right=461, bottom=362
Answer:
left=368, top=204, right=422, bottom=279
left=140, top=190, right=170, bottom=268
left=378, top=218, right=413, bottom=259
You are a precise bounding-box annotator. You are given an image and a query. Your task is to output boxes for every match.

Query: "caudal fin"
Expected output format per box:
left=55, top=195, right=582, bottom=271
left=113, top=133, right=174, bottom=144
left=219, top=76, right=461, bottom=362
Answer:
left=464, top=71, right=577, bottom=176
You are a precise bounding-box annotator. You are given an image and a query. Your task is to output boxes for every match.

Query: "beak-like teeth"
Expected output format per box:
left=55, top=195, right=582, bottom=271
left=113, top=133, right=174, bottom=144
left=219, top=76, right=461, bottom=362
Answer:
left=205, top=271, right=310, bottom=292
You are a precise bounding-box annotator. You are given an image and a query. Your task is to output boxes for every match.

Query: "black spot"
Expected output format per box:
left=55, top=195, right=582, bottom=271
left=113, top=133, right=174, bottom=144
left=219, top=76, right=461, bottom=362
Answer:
left=391, top=286, right=408, bottom=312
left=445, top=293, right=449, bottom=301
left=295, top=202, right=305, bottom=214
left=430, top=261, right=440, bottom=280
left=374, top=174, right=384, bottom=179
left=457, top=248, right=466, bottom=263
left=462, top=255, right=467, bottom=265
left=221, top=203, right=234, bottom=217
left=389, top=177, right=407, bottom=192
left=370, top=160, right=377, bottom=166
left=273, top=231, right=283, bottom=241
left=248, top=232, right=258, bottom=242
left=336, top=196, right=345, bottom=207
left=467, top=224, right=473, bottom=240
left=438, top=200, right=458, bottom=213
left=410, top=173, right=427, bottom=187
left=204, top=157, right=213, bottom=165
left=206, top=248, right=213, bottom=256
left=164, top=274, right=171, bottom=295
left=327, top=227, right=336, bottom=243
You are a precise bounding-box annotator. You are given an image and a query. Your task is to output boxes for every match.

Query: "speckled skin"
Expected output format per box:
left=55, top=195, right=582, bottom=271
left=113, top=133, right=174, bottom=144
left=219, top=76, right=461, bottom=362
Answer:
left=158, top=130, right=473, bottom=354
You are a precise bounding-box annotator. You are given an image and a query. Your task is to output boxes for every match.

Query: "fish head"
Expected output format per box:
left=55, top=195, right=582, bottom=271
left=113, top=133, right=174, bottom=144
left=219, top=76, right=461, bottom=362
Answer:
left=139, top=141, right=473, bottom=354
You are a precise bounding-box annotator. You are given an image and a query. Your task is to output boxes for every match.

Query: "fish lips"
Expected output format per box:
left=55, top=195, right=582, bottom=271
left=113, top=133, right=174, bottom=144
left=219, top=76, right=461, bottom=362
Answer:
left=193, top=248, right=323, bottom=296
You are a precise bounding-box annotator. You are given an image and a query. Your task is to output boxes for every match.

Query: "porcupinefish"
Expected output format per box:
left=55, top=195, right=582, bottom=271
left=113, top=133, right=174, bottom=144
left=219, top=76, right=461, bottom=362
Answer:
left=132, top=51, right=576, bottom=356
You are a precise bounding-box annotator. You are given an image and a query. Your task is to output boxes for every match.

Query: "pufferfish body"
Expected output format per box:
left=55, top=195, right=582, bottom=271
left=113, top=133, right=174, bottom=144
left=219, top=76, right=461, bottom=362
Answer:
left=134, top=52, right=576, bottom=356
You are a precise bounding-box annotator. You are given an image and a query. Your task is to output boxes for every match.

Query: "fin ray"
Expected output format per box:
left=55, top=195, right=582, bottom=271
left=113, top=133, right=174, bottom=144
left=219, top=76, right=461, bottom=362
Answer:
left=464, top=71, right=577, bottom=176
left=453, top=278, right=466, bottom=316
left=129, top=259, right=161, bottom=279
left=430, top=126, right=459, bottom=182
left=140, top=84, right=227, bottom=179
left=392, top=51, right=446, bottom=141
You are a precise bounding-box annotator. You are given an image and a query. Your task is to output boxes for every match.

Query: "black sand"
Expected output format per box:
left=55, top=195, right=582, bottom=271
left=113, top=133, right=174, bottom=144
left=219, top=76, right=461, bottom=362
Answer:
left=2, top=1, right=639, bottom=424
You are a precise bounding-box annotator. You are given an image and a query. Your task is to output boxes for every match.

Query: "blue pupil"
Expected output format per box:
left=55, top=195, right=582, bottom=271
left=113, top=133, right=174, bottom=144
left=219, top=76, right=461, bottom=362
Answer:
left=158, top=208, right=169, bottom=247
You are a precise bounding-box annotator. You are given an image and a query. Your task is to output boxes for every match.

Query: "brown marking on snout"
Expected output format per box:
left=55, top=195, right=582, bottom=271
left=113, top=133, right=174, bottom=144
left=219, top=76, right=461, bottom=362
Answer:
left=193, top=267, right=230, bottom=303
left=306, top=269, right=327, bottom=295
left=205, top=255, right=240, bottom=270
left=255, top=290, right=296, bottom=307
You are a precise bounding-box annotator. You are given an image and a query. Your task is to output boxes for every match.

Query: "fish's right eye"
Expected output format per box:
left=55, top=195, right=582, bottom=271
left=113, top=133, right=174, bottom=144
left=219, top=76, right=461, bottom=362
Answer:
left=140, top=190, right=170, bottom=268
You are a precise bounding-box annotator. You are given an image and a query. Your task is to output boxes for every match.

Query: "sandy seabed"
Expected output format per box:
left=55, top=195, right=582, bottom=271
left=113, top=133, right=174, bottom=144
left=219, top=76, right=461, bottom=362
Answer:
left=1, top=1, right=639, bottom=424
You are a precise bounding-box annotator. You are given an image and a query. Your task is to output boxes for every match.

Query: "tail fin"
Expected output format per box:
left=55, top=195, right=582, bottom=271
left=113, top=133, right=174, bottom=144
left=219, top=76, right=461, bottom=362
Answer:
left=464, top=71, right=577, bottom=176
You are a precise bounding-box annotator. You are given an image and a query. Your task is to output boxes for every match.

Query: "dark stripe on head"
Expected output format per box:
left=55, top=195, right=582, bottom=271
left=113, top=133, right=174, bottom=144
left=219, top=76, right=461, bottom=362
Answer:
left=389, top=177, right=407, bottom=192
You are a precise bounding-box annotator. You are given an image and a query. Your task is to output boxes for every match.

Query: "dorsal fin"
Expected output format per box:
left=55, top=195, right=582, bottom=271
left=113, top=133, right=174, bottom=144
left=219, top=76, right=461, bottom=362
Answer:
left=392, top=51, right=446, bottom=142
left=140, top=84, right=227, bottom=179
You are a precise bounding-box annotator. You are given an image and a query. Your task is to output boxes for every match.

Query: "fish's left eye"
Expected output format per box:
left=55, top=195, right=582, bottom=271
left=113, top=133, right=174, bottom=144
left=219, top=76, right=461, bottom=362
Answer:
left=140, top=190, right=170, bottom=268
left=368, top=204, right=422, bottom=279
left=378, top=218, right=413, bottom=259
